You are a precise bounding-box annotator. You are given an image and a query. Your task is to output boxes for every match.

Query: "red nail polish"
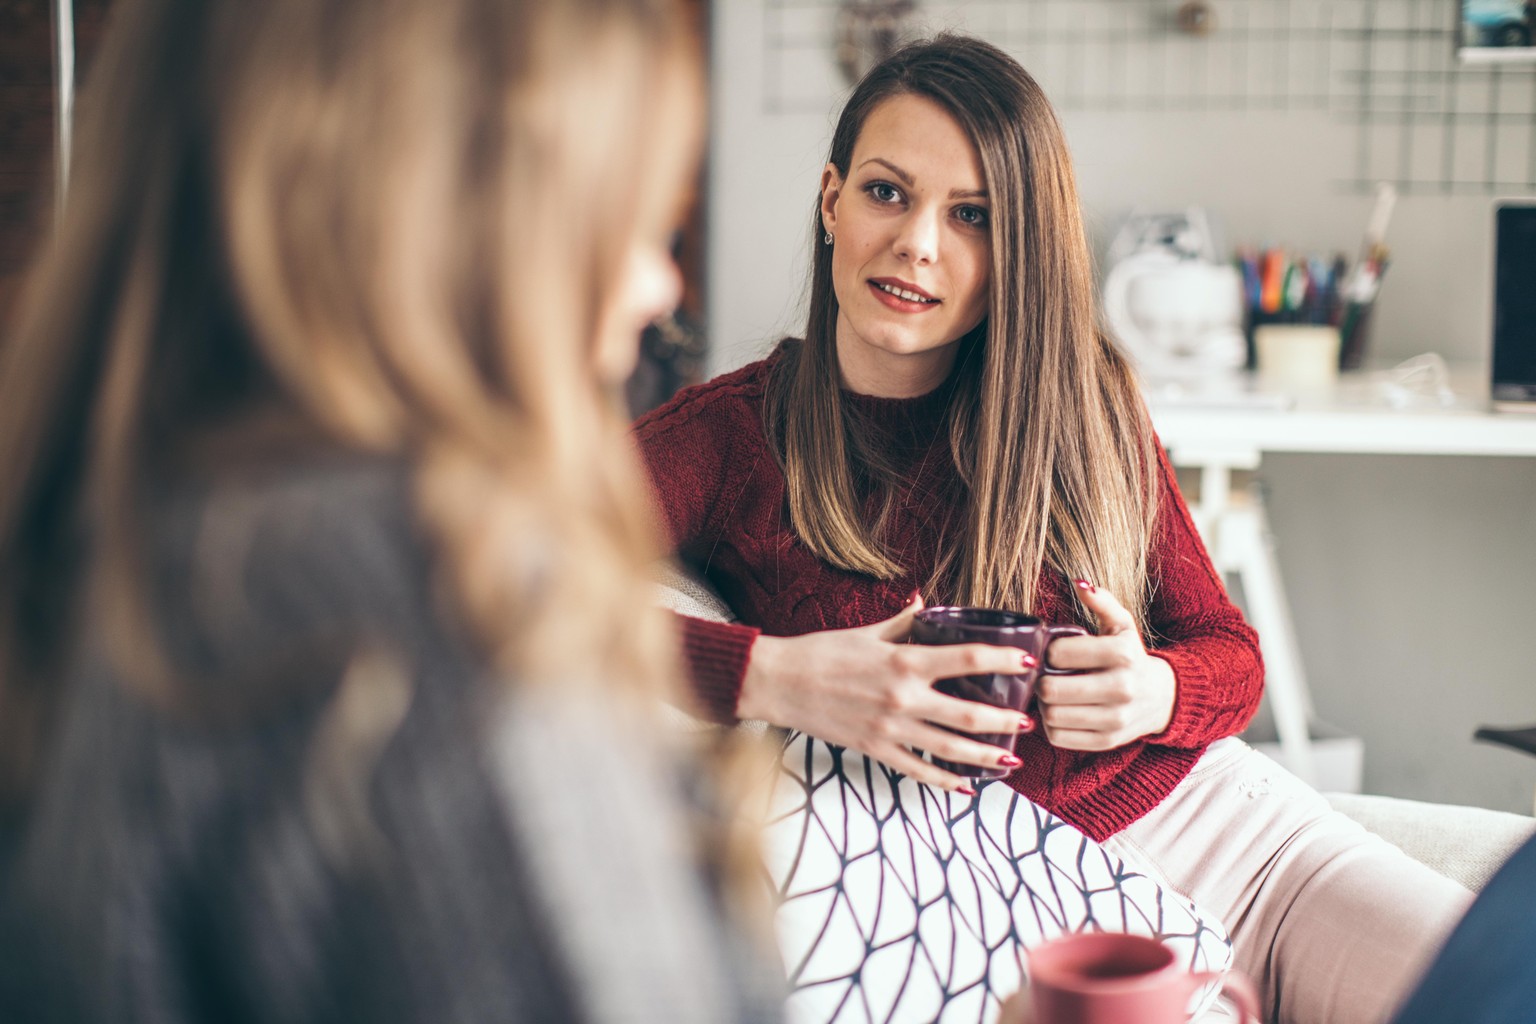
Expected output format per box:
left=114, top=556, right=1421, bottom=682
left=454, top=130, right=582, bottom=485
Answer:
left=1018, top=715, right=1035, bottom=734
left=906, top=588, right=922, bottom=605
left=998, top=753, right=1022, bottom=768
left=957, top=785, right=977, bottom=797
left=1020, top=651, right=1038, bottom=670
left=1074, top=578, right=1096, bottom=593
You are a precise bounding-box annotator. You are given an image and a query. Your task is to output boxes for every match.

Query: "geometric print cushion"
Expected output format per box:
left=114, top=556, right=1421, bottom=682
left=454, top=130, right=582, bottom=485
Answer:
left=764, top=731, right=1234, bottom=1024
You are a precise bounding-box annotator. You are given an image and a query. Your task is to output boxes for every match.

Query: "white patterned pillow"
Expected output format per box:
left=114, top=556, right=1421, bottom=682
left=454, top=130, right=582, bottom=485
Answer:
left=765, top=732, right=1233, bottom=1024
left=650, top=564, right=1233, bottom=1023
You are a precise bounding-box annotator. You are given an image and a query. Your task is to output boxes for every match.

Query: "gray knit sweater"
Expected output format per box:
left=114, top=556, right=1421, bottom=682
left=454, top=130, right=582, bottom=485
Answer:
left=0, top=455, right=782, bottom=1023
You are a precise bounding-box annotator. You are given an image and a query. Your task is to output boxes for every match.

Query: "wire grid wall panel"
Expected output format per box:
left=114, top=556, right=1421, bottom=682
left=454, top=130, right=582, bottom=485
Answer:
left=761, top=0, right=1536, bottom=193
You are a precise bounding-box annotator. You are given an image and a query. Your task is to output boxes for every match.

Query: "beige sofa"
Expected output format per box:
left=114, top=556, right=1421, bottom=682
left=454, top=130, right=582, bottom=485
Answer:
left=1323, top=791, right=1533, bottom=892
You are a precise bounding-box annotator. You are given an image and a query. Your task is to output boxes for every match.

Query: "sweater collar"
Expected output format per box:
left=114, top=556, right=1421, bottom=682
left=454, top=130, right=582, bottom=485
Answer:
left=841, top=376, right=956, bottom=443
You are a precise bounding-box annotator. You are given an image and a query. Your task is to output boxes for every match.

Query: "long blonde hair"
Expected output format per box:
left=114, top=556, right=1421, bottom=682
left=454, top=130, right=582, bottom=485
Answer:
left=765, top=35, right=1159, bottom=630
left=0, top=0, right=701, bottom=797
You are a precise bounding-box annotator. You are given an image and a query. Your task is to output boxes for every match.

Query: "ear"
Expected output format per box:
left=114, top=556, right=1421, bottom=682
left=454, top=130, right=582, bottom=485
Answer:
left=819, top=163, right=844, bottom=234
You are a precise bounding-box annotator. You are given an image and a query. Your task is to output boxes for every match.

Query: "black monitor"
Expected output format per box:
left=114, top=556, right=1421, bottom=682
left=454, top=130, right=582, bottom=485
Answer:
left=1492, top=201, right=1536, bottom=407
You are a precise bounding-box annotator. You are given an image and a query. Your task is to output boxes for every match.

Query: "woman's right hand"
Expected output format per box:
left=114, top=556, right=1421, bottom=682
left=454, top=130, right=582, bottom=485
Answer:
left=736, top=595, right=1035, bottom=792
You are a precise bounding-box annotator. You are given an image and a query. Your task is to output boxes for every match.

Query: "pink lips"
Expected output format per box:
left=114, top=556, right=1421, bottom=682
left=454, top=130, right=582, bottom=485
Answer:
left=868, top=277, right=940, bottom=313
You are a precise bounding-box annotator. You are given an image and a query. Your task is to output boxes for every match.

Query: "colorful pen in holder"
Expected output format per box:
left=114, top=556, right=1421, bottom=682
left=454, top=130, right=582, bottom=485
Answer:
left=1235, top=245, right=1388, bottom=371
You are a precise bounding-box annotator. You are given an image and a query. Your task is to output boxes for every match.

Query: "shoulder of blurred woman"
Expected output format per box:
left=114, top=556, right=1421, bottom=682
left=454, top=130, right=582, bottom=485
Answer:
left=631, top=339, right=797, bottom=445
left=143, top=449, right=461, bottom=709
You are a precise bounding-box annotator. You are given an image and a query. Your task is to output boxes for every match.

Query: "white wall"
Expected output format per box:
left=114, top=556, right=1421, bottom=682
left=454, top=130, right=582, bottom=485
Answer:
left=707, top=1, right=827, bottom=373
left=708, top=0, right=1536, bottom=811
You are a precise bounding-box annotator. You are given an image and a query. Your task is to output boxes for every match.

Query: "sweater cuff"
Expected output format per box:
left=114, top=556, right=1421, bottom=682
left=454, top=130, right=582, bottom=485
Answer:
left=1147, top=647, right=1221, bottom=749
left=680, top=615, right=760, bottom=724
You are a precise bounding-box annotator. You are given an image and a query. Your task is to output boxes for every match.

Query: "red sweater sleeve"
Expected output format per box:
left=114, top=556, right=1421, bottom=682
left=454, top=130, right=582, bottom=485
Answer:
left=676, top=615, right=759, bottom=723
left=633, top=398, right=728, bottom=558
left=633, top=373, right=766, bottom=723
left=1142, top=442, right=1265, bottom=749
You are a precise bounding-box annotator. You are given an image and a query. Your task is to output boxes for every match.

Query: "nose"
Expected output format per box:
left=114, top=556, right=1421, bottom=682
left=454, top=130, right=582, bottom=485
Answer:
left=623, top=244, right=683, bottom=330
left=892, top=206, right=939, bottom=266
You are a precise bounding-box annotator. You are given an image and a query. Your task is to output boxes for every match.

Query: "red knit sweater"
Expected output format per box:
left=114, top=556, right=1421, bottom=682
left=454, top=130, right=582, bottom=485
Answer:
left=633, top=345, right=1263, bottom=841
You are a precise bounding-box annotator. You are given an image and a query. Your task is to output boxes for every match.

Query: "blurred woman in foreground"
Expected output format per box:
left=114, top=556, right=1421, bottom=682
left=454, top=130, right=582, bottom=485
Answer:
left=0, top=0, right=779, bottom=1020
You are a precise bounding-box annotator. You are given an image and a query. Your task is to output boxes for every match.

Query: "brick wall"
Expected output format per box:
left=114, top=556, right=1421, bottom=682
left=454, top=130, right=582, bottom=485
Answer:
left=0, top=0, right=111, bottom=325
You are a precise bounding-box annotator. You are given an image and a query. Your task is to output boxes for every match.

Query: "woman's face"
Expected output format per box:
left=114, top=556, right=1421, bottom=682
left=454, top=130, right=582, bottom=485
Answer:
left=820, top=93, right=992, bottom=397
left=591, top=61, right=701, bottom=386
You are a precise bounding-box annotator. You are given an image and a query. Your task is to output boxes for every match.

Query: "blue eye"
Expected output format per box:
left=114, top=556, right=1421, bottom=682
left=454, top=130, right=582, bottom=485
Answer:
left=865, top=181, right=903, bottom=204
left=956, top=205, right=989, bottom=228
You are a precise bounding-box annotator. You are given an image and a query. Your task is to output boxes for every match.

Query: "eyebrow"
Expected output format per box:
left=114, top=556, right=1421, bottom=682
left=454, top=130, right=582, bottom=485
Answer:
left=858, top=157, right=988, bottom=201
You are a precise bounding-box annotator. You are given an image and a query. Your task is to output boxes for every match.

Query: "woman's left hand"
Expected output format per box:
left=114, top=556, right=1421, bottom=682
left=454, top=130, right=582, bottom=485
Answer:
left=1033, top=580, right=1177, bottom=751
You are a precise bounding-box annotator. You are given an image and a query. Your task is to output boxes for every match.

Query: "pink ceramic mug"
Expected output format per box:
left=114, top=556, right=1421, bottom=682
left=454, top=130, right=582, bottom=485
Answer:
left=1026, top=932, right=1260, bottom=1024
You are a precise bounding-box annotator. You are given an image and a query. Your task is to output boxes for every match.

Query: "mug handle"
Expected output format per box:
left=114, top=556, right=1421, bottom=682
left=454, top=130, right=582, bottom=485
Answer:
left=1188, top=970, right=1262, bottom=1024
left=1041, top=624, right=1088, bottom=675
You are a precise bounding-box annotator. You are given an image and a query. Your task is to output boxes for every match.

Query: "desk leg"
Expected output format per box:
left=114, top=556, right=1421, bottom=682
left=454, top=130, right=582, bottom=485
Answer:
left=1221, top=497, right=1317, bottom=785
left=1198, top=463, right=1231, bottom=537
left=1175, top=452, right=1318, bottom=786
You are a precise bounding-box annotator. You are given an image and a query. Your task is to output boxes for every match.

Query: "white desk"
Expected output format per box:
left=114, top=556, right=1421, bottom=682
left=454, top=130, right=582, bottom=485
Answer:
left=1145, top=370, right=1536, bottom=785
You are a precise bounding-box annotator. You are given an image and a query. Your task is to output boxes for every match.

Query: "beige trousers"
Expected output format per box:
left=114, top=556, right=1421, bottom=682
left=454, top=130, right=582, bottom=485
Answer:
left=1099, top=738, right=1474, bottom=1024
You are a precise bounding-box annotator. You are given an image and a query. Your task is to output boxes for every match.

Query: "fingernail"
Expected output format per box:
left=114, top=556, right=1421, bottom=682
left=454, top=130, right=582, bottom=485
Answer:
left=998, top=753, right=1022, bottom=768
left=1074, top=578, right=1097, bottom=594
left=906, top=588, right=922, bottom=605
left=1018, top=714, right=1035, bottom=733
left=1020, top=651, right=1038, bottom=670
left=956, top=785, right=977, bottom=797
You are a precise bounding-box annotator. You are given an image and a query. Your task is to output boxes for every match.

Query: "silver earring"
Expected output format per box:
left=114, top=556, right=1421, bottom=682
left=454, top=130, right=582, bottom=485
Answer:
left=824, top=230, right=833, bottom=245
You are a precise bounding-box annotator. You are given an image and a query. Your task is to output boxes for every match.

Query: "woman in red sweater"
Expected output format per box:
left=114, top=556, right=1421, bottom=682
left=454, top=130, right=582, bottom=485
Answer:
left=638, top=34, right=1469, bottom=1024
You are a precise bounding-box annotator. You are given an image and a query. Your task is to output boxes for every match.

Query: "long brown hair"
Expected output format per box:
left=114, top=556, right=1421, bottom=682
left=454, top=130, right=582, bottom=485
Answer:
left=764, top=34, right=1159, bottom=630
left=0, top=0, right=701, bottom=798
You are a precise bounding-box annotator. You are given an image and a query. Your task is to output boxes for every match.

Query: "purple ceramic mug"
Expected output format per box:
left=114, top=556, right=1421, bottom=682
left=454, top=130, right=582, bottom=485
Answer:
left=911, top=606, right=1087, bottom=779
